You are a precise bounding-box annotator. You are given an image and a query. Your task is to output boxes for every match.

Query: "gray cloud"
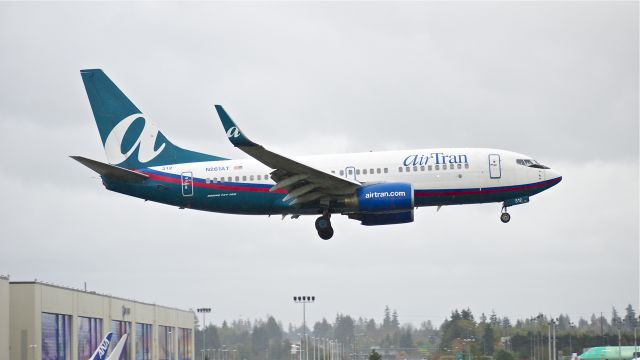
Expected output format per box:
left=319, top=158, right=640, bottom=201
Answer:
left=0, top=2, right=637, bottom=326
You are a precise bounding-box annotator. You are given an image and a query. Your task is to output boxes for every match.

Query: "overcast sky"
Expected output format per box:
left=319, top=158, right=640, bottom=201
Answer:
left=0, top=2, right=637, bottom=328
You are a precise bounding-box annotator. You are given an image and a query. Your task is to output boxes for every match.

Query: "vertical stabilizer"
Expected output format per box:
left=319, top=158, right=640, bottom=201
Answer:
left=89, top=332, right=113, bottom=360
left=80, top=69, right=226, bottom=169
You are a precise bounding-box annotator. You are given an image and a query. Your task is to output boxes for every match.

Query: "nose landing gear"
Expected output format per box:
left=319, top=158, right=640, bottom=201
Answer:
left=315, top=213, right=333, bottom=240
left=500, top=204, right=511, bottom=223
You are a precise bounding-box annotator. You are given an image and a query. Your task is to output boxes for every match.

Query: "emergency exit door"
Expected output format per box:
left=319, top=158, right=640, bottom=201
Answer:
left=181, top=171, right=194, bottom=196
left=488, top=154, right=501, bottom=179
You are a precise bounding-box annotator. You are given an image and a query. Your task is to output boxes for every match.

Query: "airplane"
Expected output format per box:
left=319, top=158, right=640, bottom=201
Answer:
left=89, top=332, right=128, bottom=360
left=73, top=69, right=562, bottom=240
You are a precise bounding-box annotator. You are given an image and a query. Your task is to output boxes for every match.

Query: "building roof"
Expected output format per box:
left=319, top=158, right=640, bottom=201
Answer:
left=9, top=280, right=194, bottom=314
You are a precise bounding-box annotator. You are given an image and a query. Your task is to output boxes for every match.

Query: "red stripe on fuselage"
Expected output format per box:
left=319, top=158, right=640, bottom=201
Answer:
left=142, top=172, right=287, bottom=194
left=414, top=177, right=561, bottom=197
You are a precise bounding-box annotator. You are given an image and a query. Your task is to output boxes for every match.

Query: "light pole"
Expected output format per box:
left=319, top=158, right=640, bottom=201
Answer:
left=28, top=344, right=37, bottom=360
left=569, top=323, right=575, bottom=356
left=294, top=296, right=316, bottom=360
left=197, top=308, right=212, bottom=360
left=168, top=328, right=173, bottom=360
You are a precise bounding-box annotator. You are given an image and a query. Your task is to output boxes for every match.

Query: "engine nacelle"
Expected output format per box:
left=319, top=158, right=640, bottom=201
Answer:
left=353, top=211, right=415, bottom=226
left=345, top=183, right=414, bottom=214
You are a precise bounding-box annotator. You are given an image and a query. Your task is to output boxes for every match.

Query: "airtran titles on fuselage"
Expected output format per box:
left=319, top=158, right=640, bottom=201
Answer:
left=403, top=153, right=469, bottom=167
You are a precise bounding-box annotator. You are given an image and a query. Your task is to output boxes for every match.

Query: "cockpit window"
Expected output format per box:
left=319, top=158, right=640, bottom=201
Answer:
left=516, top=159, right=549, bottom=169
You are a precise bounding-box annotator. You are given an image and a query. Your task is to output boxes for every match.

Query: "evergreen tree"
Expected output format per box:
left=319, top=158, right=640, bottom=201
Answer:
left=391, top=310, right=400, bottom=330
left=383, top=306, right=392, bottom=330
left=490, top=310, right=499, bottom=327
left=334, top=314, right=355, bottom=344
left=480, top=313, right=487, bottom=324
left=624, top=304, right=638, bottom=329
left=611, top=307, right=622, bottom=326
left=369, top=350, right=382, bottom=360
left=461, top=308, right=474, bottom=322
left=502, top=317, right=512, bottom=330
left=482, top=323, right=495, bottom=356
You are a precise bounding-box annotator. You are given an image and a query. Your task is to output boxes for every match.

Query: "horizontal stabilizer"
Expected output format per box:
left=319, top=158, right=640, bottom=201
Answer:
left=71, top=156, right=148, bottom=182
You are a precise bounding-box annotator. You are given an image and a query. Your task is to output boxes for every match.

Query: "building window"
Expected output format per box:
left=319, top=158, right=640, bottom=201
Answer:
left=42, top=312, right=71, bottom=360
left=158, top=326, right=175, bottom=360
left=136, top=323, right=152, bottom=360
left=178, top=328, right=192, bottom=360
left=110, top=320, right=131, bottom=360
left=78, top=317, right=103, bottom=360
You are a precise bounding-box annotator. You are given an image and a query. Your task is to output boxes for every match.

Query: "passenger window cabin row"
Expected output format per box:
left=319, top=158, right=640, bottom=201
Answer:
left=203, top=163, right=469, bottom=184
left=398, top=163, right=469, bottom=172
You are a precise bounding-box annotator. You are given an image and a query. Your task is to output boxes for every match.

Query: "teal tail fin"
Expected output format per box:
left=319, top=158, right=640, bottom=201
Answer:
left=80, top=69, right=226, bottom=169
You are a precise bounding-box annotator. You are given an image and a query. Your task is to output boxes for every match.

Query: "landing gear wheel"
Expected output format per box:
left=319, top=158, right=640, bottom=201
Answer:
left=318, top=227, right=334, bottom=240
left=500, top=212, right=511, bottom=223
left=315, top=215, right=333, bottom=240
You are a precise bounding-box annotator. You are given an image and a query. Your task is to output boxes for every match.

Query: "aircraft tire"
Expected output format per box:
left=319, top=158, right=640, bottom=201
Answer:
left=318, top=227, right=334, bottom=240
left=500, top=212, right=511, bottom=223
left=315, top=216, right=331, bottom=232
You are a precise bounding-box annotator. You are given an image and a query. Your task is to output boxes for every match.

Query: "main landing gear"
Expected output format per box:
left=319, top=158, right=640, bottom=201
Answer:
left=315, top=213, right=333, bottom=240
left=500, top=205, right=511, bottom=223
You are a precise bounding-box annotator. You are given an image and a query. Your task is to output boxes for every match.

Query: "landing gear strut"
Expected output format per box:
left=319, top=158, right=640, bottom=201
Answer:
left=500, top=205, right=511, bottom=223
left=315, top=213, right=333, bottom=240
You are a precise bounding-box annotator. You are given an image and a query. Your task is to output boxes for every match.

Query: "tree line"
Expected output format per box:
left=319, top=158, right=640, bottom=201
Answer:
left=194, top=304, right=639, bottom=360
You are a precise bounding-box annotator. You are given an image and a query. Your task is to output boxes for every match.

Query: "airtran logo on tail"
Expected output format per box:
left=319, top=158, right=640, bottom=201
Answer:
left=104, top=113, right=166, bottom=164
left=226, top=126, right=241, bottom=138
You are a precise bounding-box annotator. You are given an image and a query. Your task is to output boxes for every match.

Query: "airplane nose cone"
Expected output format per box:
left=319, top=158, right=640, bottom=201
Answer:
left=547, top=169, right=562, bottom=183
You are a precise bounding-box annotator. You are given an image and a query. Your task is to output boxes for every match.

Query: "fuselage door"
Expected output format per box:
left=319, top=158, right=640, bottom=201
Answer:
left=345, top=166, right=357, bottom=181
left=181, top=171, right=194, bottom=196
left=488, top=154, right=501, bottom=179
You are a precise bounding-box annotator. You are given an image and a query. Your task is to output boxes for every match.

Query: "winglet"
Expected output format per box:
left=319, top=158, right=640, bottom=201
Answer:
left=215, top=105, right=257, bottom=147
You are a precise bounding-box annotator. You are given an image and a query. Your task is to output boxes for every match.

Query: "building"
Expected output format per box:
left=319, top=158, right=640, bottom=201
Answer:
left=0, top=275, right=195, bottom=360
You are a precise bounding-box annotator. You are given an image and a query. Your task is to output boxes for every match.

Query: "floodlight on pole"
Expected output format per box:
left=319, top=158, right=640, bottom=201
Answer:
left=293, top=296, right=316, bottom=360
left=197, top=308, right=212, bottom=360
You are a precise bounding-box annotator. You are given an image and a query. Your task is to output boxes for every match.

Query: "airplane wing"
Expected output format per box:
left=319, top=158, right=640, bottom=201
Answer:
left=215, top=105, right=360, bottom=206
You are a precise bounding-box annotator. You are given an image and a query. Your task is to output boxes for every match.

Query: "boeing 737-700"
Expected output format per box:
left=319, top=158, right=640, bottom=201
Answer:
left=73, top=69, right=562, bottom=239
